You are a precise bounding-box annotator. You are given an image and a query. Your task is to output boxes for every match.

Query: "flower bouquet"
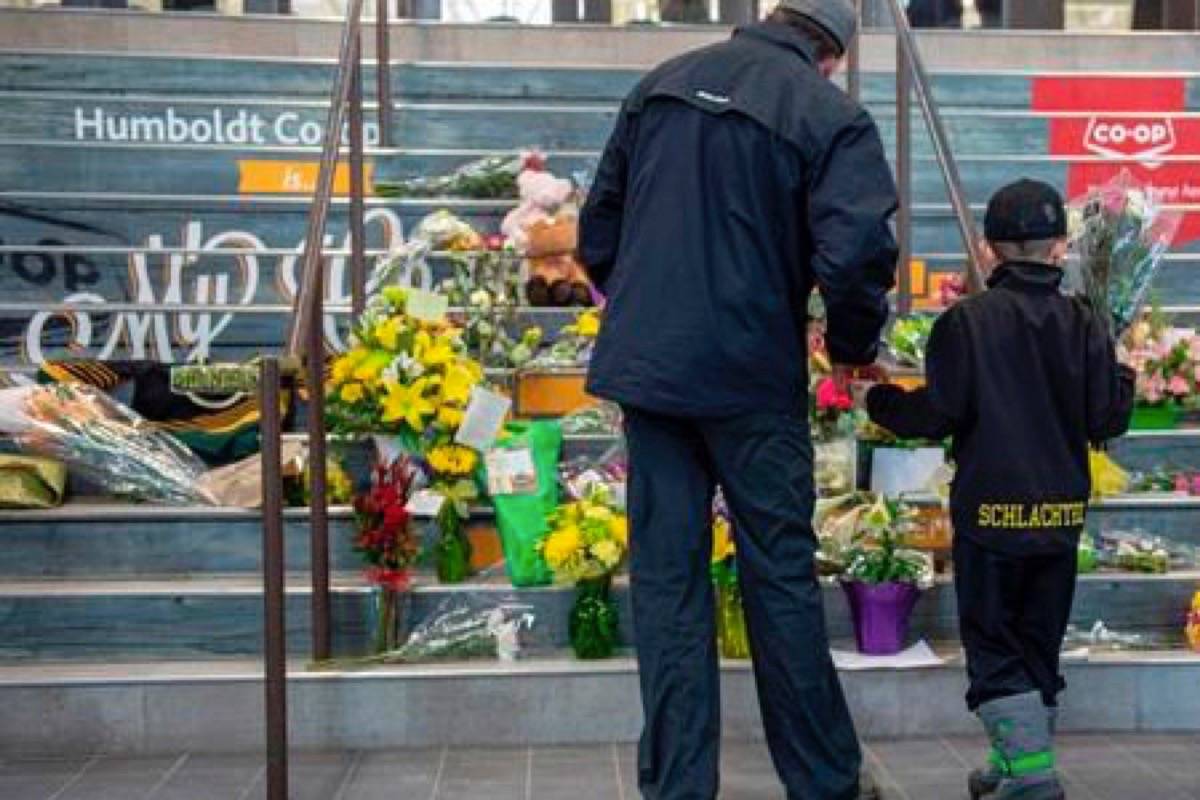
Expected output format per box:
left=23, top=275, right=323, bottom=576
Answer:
left=1123, top=321, right=1199, bottom=429
left=440, top=251, right=543, bottom=370
left=326, top=286, right=487, bottom=583
left=4, top=383, right=214, bottom=505
left=528, top=308, right=602, bottom=368
left=711, top=495, right=749, bottom=659
left=538, top=487, right=628, bottom=659
left=374, top=150, right=544, bottom=200
left=1068, top=170, right=1182, bottom=339
left=353, top=457, right=422, bottom=652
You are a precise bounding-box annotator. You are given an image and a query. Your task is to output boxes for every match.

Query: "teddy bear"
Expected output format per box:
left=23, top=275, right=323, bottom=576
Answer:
left=501, top=169, right=595, bottom=307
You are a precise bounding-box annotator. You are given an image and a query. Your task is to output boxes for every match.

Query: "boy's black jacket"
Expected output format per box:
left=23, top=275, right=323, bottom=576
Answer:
left=867, top=262, right=1135, bottom=556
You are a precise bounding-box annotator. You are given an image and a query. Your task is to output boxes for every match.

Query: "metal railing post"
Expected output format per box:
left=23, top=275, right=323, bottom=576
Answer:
left=307, top=251, right=332, bottom=663
left=848, top=0, right=862, bottom=103
left=885, top=0, right=986, bottom=294
left=377, top=0, right=392, bottom=147
left=896, top=34, right=913, bottom=315
left=259, top=357, right=288, bottom=800
left=287, top=0, right=366, bottom=356
left=349, top=37, right=368, bottom=316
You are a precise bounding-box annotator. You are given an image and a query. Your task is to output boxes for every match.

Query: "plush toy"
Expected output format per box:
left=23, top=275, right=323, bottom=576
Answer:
left=501, top=169, right=594, bottom=307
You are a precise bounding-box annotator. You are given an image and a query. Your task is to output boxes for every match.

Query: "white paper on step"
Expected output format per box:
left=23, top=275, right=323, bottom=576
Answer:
left=830, top=640, right=946, bottom=671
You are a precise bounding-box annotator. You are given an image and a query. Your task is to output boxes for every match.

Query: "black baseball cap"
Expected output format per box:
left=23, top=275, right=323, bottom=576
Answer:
left=984, top=179, right=1068, bottom=243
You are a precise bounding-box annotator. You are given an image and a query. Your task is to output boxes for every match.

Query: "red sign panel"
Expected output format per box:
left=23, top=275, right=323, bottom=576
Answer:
left=1033, top=76, right=1200, bottom=244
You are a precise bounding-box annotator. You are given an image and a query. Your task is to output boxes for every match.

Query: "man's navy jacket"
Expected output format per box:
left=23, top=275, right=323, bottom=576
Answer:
left=578, top=22, right=899, bottom=418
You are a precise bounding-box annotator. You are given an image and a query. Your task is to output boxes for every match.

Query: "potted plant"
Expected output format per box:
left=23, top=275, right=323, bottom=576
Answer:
left=538, top=487, right=628, bottom=659
left=832, top=495, right=932, bottom=656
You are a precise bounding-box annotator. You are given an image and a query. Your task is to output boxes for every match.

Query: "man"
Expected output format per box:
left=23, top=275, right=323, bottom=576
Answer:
left=578, top=2, right=899, bottom=798
left=907, top=0, right=964, bottom=28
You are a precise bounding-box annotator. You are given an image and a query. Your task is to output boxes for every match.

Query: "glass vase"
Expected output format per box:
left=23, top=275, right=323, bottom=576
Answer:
left=435, top=503, right=472, bottom=584
left=716, top=581, right=751, bottom=660
left=569, top=575, right=619, bottom=660
left=372, top=585, right=406, bottom=654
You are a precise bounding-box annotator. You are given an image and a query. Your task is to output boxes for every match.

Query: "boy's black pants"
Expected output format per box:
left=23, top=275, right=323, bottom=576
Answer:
left=953, top=536, right=1079, bottom=711
left=623, top=406, right=861, bottom=800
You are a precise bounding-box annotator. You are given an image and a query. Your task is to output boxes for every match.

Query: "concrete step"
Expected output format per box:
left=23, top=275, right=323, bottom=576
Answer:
left=1, top=649, right=1198, bottom=756
left=0, top=571, right=1193, bottom=662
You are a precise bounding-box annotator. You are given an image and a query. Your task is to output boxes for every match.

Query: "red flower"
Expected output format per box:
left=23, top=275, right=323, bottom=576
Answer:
left=383, top=504, right=409, bottom=530
left=365, top=567, right=411, bottom=591
left=815, top=377, right=854, bottom=412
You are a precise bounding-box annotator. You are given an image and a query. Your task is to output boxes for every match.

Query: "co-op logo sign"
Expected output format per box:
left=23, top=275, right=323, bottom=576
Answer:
left=73, top=106, right=382, bottom=146
left=1083, top=116, right=1177, bottom=168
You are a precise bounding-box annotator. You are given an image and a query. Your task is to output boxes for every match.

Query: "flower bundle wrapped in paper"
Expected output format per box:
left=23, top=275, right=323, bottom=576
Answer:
left=1068, top=170, right=1182, bottom=338
left=4, top=383, right=214, bottom=504
left=374, top=151, right=544, bottom=200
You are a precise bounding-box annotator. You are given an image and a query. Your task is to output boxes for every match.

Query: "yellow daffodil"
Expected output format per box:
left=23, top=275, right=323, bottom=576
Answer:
left=339, top=382, right=365, bottom=404
left=441, top=363, right=477, bottom=406
left=428, top=444, right=479, bottom=477
left=437, top=405, right=465, bottom=429
left=381, top=378, right=435, bottom=432
left=543, top=526, right=582, bottom=570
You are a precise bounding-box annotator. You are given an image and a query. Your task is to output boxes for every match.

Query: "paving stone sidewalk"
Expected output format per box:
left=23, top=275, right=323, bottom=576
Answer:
left=2, top=734, right=1197, bottom=799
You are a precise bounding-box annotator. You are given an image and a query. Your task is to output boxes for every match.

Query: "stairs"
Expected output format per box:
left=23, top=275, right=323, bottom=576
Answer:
left=0, top=16, right=1199, bottom=756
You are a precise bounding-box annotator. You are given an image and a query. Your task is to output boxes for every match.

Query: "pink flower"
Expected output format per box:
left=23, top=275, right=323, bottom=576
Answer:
left=1143, top=374, right=1166, bottom=404
left=1169, top=375, right=1191, bottom=397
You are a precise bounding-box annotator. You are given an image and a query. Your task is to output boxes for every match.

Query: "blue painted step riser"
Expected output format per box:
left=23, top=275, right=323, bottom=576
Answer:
left=0, top=578, right=1189, bottom=661
left=0, top=96, right=1059, bottom=157
left=0, top=54, right=1054, bottom=107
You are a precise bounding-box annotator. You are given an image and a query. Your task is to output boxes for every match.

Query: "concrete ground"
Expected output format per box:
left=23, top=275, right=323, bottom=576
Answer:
left=1, top=734, right=1197, bottom=799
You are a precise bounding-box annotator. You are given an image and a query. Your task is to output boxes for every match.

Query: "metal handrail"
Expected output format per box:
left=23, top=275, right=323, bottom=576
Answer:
left=883, top=0, right=987, bottom=297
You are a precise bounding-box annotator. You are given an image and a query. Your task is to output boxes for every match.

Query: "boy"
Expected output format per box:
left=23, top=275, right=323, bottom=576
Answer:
left=866, top=179, right=1135, bottom=800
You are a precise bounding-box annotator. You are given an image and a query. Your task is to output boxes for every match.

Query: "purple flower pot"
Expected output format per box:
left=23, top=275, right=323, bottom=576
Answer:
left=841, top=580, right=922, bottom=656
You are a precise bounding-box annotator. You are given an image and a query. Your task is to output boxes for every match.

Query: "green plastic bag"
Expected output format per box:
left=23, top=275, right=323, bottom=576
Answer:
left=485, top=420, right=562, bottom=587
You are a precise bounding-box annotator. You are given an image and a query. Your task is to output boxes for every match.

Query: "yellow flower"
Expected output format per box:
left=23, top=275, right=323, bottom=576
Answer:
left=543, top=526, right=582, bottom=570
left=353, top=351, right=391, bottom=384
left=381, top=379, right=435, bottom=432
left=576, top=310, right=601, bottom=338
left=611, top=516, right=629, bottom=547
left=382, top=286, right=408, bottom=309
left=374, top=317, right=404, bottom=351
left=339, top=382, right=365, bottom=404
left=437, top=405, right=465, bottom=429
left=419, top=336, right=456, bottom=368
left=711, top=517, right=734, bottom=563
left=591, top=539, right=622, bottom=570
left=428, top=444, right=478, bottom=477
left=331, top=348, right=367, bottom=384
left=441, top=363, right=477, bottom=406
